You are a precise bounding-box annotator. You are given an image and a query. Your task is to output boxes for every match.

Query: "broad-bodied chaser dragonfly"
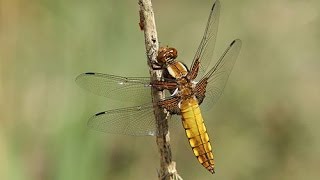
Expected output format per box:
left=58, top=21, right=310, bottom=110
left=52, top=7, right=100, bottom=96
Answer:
left=76, top=0, right=241, bottom=174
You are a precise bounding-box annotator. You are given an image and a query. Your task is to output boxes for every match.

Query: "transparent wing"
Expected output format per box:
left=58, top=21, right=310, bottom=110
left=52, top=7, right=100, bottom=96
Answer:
left=87, top=103, right=181, bottom=136
left=75, top=72, right=152, bottom=104
left=88, top=104, right=156, bottom=136
left=200, top=39, right=242, bottom=111
left=190, top=0, right=220, bottom=81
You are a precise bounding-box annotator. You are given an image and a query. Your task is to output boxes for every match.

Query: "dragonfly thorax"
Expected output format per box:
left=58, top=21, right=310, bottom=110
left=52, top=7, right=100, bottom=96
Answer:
left=177, top=77, right=195, bottom=99
left=167, top=61, right=188, bottom=79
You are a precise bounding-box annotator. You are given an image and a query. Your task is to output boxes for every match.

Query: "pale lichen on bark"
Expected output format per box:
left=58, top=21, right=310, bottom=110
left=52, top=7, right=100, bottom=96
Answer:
left=138, top=0, right=183, bottom=179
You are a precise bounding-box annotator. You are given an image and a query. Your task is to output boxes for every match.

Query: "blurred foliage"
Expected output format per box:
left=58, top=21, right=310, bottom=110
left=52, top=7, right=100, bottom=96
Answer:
left=1, top=0, right=320, bottom=179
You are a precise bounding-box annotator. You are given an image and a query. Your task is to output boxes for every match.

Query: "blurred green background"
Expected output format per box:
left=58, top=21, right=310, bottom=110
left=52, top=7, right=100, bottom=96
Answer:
left=1, top=0, right=320, bottom=179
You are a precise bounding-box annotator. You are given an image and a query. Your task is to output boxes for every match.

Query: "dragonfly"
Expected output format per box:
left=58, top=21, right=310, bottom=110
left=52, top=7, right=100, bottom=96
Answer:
left=76, top=0, right=241, bottom=174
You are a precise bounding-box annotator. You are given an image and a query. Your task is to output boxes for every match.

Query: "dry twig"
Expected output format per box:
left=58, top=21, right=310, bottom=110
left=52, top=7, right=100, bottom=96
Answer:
left=138, top=0, right=183, bottom=179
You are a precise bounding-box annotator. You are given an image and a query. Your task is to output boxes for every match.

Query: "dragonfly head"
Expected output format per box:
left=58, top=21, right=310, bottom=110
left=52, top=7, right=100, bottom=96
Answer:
left=157, top=47, right=178, bottom=66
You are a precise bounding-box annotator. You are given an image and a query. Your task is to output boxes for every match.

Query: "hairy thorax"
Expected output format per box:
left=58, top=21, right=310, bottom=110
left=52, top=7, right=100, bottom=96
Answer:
left=177, top=77, right=196, bottom=100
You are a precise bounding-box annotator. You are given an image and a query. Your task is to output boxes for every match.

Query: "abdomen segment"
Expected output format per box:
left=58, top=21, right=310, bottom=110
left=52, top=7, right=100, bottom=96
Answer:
left=180, top=98, right=215, bottom=174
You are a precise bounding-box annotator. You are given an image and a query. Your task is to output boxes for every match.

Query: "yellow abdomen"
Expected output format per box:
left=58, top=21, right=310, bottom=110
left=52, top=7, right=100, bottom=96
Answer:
left=180, top=97, right=215, bottom=174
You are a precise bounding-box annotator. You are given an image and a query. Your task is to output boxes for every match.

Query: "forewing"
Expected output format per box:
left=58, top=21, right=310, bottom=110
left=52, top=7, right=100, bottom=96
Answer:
left=199, top=39, right=242, bottom=111
left=75, top=72, right=152, bottom=104
left=190, top=0, right=220, bottom=81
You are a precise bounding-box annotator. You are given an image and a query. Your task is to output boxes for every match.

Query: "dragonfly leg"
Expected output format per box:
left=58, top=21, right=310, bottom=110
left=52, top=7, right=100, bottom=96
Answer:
left=151, top=64, right=164, bottom=70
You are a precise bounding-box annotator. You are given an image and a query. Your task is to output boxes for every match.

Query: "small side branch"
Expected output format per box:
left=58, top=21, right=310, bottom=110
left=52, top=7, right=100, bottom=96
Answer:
left=138, top=0, right=182, bottom=179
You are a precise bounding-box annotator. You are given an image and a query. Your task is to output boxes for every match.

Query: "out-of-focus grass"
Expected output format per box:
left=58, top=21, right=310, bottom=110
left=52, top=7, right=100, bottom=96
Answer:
left=1, top=0, right=320, bottom=179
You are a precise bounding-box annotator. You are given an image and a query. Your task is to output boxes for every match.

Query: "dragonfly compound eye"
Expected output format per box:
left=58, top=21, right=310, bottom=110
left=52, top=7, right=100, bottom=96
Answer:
left=157, top=47, right=178, bottom=65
